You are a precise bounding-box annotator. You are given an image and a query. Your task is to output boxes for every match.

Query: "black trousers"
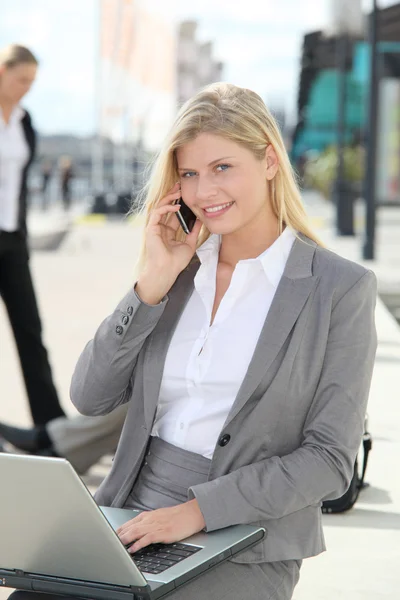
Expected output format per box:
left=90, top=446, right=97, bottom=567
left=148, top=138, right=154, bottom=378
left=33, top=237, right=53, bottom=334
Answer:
left=0, top=231, right=65, bottom=425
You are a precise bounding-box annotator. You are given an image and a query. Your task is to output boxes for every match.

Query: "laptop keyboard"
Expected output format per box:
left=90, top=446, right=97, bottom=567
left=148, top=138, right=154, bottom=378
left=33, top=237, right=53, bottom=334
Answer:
left=131, top=542, right=202, bottom=575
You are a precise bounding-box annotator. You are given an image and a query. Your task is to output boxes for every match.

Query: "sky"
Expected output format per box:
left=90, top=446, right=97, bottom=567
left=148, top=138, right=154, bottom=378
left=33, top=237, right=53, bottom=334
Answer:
left=0, top=0, right=397, bottom=139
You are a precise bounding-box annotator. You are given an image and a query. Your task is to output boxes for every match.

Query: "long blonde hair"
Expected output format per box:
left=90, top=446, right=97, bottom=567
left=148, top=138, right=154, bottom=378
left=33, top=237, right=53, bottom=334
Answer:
left=135, top=82, right=322, bottom=268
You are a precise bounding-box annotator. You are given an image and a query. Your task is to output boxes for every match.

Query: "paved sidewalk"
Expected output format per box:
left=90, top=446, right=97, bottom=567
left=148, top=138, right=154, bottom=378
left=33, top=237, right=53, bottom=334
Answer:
left=303, top=190, right=400, bottom=295
left=1, top=194, right=399, bottom=599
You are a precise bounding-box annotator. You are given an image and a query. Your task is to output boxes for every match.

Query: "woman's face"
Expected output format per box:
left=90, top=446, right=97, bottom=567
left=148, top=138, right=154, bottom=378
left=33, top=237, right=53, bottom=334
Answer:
left=0, top=63, right=37, bottom=103
left=176, top=133, right=278, bottom=237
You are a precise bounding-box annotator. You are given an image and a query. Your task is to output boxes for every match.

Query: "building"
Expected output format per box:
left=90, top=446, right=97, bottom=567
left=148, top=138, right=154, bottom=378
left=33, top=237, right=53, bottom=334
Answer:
left=32, top=17, right=223, bottom=211
left=177, top=21, right=223, bottom=106
left=292, top=2, right=400, bottom=204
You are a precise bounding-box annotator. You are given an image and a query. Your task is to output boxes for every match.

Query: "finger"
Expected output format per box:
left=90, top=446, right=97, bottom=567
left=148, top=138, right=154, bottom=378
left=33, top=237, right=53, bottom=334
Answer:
left=159, top=223, right=181, bottom=243
left=148, top=209, right=180, bottom=232
left=164, top=209, right=181, bottom=232
left=116, top=513, right=144, bottom=535
left=154, top=203, right=182, bottom=217
left=128, top=532, right=159, bottom=554
left=157, top=183, right=182, bottom=207
left=157, top=191, right=181, bottom=207
left=118, top=524, right=144, bottom=545
left=117, top=523, right=134, bottom=537
left=116, top=523, right=129, bottom=536
left=148, top=204, right=181, bottom=228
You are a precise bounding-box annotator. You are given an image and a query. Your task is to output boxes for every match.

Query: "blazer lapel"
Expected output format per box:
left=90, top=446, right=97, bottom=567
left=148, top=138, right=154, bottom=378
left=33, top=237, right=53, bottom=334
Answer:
left=224, top=235, right=319, bottom=428
left=143, top=260, right=200, bottom=430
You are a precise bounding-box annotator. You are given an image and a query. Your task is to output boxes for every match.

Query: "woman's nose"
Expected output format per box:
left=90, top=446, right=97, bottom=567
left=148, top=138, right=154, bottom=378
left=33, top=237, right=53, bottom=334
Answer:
left=196, top=177, right=217, bottom=201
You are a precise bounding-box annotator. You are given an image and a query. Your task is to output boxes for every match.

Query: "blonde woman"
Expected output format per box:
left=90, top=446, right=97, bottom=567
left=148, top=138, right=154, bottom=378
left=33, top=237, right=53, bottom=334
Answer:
left=9, top=83, right=377, bottom=600
left=0, top=44, right=65, bottom=425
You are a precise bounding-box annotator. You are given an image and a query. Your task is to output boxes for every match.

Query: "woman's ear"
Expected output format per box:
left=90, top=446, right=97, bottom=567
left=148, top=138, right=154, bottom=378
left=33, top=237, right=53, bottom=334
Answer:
left=265, top=144, right=279, bottom=180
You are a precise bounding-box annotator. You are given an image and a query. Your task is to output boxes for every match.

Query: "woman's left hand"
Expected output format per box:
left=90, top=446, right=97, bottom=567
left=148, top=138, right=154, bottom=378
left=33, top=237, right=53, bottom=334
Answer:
left=116, top=499, right=206, bottom=553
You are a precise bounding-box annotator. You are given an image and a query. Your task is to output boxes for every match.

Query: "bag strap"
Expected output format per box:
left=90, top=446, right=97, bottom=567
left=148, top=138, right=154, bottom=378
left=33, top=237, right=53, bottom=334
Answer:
left=359, top=430, right=372, bottom=489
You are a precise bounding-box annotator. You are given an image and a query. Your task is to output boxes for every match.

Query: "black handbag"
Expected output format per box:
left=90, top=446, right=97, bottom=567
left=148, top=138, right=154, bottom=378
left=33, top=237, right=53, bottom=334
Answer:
left=322, top=428, right=372, bottom=514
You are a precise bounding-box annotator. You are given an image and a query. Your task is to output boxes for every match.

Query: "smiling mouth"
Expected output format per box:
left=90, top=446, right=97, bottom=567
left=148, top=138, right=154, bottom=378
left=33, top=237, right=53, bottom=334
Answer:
left=203, top=201, right=234, bottom=214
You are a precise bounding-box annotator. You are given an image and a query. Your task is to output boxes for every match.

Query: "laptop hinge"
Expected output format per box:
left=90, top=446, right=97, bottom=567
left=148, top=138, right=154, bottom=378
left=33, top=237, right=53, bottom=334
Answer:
left=128, top=585, right=152, bottom=600
left=0, top=569, right=33, bottom=592
left=1, top=569, right=152, bottom=600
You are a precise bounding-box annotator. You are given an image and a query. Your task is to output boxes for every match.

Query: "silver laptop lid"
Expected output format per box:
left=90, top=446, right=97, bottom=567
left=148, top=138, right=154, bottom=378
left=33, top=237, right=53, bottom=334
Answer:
left=0, top=453, right=147, bottom=588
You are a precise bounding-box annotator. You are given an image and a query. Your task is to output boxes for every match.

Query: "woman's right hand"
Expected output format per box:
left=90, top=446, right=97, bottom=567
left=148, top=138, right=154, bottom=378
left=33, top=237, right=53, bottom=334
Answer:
left=135, top=183, right=202, bottom=305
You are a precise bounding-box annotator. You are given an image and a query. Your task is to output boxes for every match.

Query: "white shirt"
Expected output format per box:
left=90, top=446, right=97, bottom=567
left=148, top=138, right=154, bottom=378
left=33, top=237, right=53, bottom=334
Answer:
left=151, top=226, right=296, bottom=458
left=0, top=106, right=29, bottom=231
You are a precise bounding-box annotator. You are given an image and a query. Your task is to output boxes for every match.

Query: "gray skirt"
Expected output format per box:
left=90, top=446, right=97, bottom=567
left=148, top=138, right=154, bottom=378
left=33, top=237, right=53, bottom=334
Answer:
left=125, top=436, right=301, bottom=600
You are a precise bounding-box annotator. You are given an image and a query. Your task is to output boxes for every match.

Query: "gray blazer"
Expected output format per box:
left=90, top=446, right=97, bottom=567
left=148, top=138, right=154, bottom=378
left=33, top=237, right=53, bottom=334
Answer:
left=70, top=235, right=377, bottom=563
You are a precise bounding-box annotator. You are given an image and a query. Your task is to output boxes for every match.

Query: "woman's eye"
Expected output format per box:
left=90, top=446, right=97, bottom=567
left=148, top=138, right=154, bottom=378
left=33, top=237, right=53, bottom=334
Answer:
left=216, top=164, right=230, bottom=172
left=181, top=171, right=196, bottom=178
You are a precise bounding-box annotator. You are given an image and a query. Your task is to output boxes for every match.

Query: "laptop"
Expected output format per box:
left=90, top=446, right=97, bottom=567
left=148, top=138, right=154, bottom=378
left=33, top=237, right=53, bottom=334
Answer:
left=0, top=453, right=265, bottom=600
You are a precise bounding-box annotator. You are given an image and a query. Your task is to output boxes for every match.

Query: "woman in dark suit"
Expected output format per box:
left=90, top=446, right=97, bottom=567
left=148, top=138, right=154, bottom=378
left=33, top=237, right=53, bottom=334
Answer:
left=0, top=44, right=65, bottom=425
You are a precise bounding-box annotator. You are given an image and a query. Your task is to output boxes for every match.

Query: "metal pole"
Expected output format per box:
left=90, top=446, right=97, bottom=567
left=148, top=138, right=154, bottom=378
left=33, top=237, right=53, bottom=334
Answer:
left=337, top=34, right=346, bottom=195
left=363, top=0, right=379, bottom=260
left=332, top=34, right=356, bottom=235
left=334, top=33, right=355, bottom=235
left=91, top=0, right=104, bottom=193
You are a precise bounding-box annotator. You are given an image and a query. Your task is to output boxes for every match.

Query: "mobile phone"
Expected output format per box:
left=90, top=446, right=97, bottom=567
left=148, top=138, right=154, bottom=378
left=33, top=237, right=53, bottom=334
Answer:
left=174, top=198, right=197, bottom=234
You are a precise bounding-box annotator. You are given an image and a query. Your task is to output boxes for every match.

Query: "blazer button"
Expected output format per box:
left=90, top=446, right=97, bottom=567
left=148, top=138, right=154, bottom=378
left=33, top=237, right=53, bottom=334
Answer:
left=218, top=434, right=231, bottom=447
left=115, top=325, right=123, bottom=335
left=121, top=315, right=129, bottom=325
left=127, top=306, right=133, bottom=316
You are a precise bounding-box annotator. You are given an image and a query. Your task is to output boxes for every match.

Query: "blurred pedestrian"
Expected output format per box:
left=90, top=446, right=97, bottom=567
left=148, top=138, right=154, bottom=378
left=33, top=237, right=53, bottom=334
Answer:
left=59, top=155, right=73, bottom=211
left=40, top=158, right=52, bottom=209
left=0, top=404, right=127, bottom=474
left=0, top=44, right=65, bottom=425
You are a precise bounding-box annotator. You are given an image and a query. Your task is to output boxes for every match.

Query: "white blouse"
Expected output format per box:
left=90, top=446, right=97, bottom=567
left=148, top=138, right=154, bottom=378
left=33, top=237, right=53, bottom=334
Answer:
left=0, top=106, right=29, bottom=232
left=151, top=226, right=296, bottom=458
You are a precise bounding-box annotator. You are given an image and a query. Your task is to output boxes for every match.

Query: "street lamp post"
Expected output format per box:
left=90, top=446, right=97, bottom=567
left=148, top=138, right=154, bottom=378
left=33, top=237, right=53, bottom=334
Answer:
left=332, top=33, right=354, bottom=235
left=91, top=0, right=104, bottom=194
left=328, top=0, right=363, bottom=236
left=363, top=0, right=379, bottom=260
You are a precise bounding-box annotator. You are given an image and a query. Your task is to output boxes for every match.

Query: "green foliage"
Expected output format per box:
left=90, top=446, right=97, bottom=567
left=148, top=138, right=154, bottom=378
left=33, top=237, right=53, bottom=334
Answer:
left=304, top=145, right=365, bottom=199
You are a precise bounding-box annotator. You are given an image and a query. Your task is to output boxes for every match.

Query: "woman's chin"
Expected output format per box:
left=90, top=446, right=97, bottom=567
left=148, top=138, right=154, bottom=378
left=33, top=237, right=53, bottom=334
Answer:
left=211, top=225, right=243, bottom=238
left=204, top=217, right=238, bottom=236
